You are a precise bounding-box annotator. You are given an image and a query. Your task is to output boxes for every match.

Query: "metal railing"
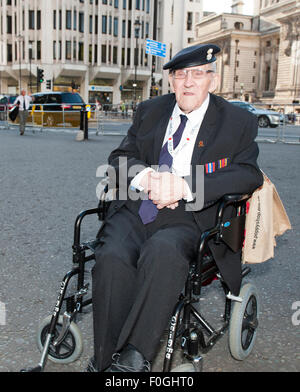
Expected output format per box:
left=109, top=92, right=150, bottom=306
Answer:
left=1, top=102, right=299, bottom=144
left=252, top=103, right=300, bottom=144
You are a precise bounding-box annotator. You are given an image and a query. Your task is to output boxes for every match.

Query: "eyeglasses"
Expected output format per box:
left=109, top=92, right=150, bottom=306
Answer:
left=173, top=68, right=214, bottom=80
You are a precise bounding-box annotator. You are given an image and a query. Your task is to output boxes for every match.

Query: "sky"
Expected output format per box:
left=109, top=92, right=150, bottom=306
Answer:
left=202, top=0, right=254, bottom=15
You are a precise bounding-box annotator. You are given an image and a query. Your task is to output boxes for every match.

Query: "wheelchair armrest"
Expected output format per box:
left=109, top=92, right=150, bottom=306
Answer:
left=73, top=208, right=103, bottom=249
left=216, top=193, right=251, bottom=226
left=214, top=193, right=251, bottom=245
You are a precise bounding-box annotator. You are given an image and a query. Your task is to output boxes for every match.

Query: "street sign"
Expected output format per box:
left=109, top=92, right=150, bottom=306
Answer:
left=146, top=39, right=166, bottom=58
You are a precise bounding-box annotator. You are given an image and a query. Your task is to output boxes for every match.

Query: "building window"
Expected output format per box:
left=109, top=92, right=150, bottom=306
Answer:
left=78, top=42, right=84, bottom=61
left=59, top=10, right=62, bottom=30
left=265, top=66, right=270, bottom=90
left=252, top=76, right=255, bottom=83
left=95, top=15, right=98, bottom=34
left=7, top=15, right=12, bottom=33
left=113, top=46, right=118, bottom=63
left=136, top=0, right=140, bottom=9
left=73, top=39, right=77, bottom=59
left=187, top=12, right=192, bottom=31
left=66, top=41, right=72, bottom=60
left=94, top=44, right=98, bottom=63
left=89, top=44, right=93, bottom=63
left=114, top=0, right=119, bottom=8
left=122, top=47, right=125, bottom=65
left=29, top=10, right=34, bottom=29
left=66, top=10, right=72, bottom=29
left=123, top=0, right=126, bottom=8
left=53, top=41, right=56, bottom=59
left=102, top=44, right=107, bottom=62
left=37, top=40, right=41, bottom=59
left=89, top=15, right=93, bottom=33
left=58, top=41, right=62, bottom=60
left=127, top=47, right=130, bottom=66
left=79, top=12, right=84, bottom=32
left=102, top=15, right=107, bottom=33
left=73, top=10, right=77, bottom=30
left=234, top=22, right=244, bottom=30
left=109, top=15, right=112, bottom=35
left=113, top=17, right=118, bottom=36
left=37, top=10, right=41, bottom=29
left=53, top=10, right=56, bottom=29
left=7, top=43, right=12, bottom=62
left=127, top=19, right=131, bottom=38
left=122, top=19, right=126, bottom=37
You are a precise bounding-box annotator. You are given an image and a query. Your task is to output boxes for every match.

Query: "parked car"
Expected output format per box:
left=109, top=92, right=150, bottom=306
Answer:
left=229, top=100, right=281, bottom=128
left=0, top=95, right=18, bottom=120
left=29, top=92, right=86, bottom=127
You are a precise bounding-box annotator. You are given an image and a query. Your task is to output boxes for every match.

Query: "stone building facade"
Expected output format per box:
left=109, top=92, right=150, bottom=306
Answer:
left=0, top=0, right=203, bottom=105
left=194, top=0, right=300, bottom=111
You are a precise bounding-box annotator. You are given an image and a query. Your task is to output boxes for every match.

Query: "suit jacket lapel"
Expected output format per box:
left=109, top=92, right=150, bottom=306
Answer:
left=191, top=94, right=219, bottom=165
left=153, top=95, right=176, bottom=164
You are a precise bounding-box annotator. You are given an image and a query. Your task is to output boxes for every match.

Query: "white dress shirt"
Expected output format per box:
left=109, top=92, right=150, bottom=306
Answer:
left=14, top=95, right=32, bottom=111
left=131, top=94, right=210, bottom=201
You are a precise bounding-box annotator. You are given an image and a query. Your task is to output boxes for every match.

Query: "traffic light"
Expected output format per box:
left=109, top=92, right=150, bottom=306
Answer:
left=37, top=68, right=44, bottom=83
left=46, top=79, right=51, bottom=90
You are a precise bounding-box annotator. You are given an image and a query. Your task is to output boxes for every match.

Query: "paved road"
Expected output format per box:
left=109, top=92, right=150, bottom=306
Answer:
left=0, top=126, right=299, bottom=373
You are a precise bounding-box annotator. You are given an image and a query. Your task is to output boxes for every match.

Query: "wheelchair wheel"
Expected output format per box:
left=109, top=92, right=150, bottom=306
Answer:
left=171, top=363, right=196, bottom=372
left=228, top=283, right=259, bottom=361
left=36, top=315, right=83, bottom=364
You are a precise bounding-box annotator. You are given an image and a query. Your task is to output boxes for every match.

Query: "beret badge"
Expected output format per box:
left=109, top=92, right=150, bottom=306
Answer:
left=206, top=48, right=213, bottom=61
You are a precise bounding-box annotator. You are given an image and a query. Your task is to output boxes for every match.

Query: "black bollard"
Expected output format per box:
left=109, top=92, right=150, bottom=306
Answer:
left=83, top=110, right=88, bottom=140
left=80, top=108, right=84, bottom=131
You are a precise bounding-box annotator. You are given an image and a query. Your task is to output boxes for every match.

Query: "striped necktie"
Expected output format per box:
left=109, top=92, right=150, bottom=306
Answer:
left=138, top=114, right=188, bottom=224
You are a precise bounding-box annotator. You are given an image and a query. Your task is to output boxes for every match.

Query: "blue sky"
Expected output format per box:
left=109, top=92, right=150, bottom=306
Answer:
left=203, top=0, right=254, bottom=15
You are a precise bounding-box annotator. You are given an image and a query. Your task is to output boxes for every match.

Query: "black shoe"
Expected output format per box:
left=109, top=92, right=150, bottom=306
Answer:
left=85, top=357, right=99, bottom=372
left=108, top=345, right=151, bottom=372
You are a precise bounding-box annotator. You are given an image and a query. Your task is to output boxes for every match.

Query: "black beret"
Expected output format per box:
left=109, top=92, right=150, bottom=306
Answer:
left=163, top=43, right=221, bottom=71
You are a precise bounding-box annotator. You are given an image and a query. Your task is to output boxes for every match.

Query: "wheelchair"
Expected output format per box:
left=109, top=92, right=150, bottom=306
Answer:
left=23, top=191, right=259, bottom=372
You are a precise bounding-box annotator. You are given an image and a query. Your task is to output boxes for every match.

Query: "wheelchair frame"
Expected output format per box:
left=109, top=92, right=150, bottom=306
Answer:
left=23, top=192, right=259, bottom=372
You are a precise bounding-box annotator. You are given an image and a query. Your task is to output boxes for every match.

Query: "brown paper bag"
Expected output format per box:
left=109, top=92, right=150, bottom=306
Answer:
left=242, top=172, right=291, bottom=264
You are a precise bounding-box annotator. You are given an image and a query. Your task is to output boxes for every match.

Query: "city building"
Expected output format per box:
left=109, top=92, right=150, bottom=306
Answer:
left=0, top=0, right=203, bottom=105
left=193, top=0, right=300, bottom=111
left=157, top=0, right=203, bottom=94
left=0, top=0, right=154, bottom=105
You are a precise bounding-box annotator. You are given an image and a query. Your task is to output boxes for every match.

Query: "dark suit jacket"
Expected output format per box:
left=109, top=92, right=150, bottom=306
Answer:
left=106, top=93, right=263, bottom=295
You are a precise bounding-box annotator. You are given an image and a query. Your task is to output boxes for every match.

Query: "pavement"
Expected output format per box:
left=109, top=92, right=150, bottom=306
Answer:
left=0, top=125, right=299, bottom=373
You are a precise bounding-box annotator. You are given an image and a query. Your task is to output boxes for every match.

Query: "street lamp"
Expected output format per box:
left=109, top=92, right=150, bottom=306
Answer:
left=233, top=39, right=239, bottom=98
left=29, top=42, right=32, bottom=92
left=17, top=35, right=24, bottom=94
left=133, top=19, right=141, bottom=104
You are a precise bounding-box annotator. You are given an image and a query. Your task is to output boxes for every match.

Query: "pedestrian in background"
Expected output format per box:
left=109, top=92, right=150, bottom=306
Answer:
left=13, top=90, right=33, bottom=135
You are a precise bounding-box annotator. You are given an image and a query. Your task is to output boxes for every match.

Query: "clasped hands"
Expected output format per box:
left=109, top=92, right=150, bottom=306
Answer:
left=140, top=171, right=188, bottom=210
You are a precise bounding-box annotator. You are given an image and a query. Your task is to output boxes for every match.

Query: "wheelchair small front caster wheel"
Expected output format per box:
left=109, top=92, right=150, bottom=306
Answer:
left=36, top=315, right=83, bottom=364
left=228, top=283, right=259, bottom=360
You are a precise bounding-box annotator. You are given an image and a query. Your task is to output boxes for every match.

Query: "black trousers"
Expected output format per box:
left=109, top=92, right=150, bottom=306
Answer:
left=92, top=201, right=201, bottom=371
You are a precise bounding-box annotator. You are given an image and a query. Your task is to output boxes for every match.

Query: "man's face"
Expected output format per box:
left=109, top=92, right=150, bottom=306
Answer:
left=168, top=64, right=219, bottom=114
left=21, top=90, right=26, bottom=96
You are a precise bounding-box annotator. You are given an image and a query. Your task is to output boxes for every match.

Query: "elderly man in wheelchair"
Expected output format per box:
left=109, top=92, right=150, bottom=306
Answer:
left=25, top=43, right=263, bottom=373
